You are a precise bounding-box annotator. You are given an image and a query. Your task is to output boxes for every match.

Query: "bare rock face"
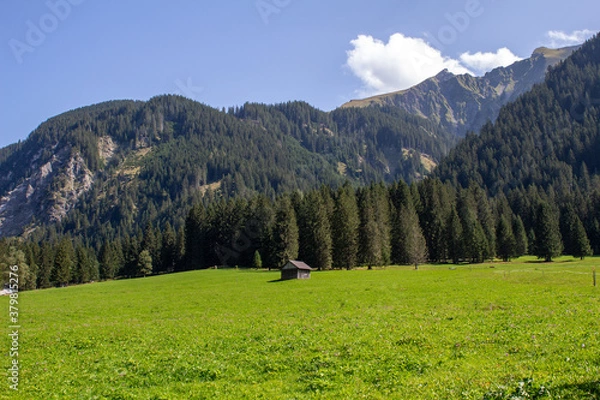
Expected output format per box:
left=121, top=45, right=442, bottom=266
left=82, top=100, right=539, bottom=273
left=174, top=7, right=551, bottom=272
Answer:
left=342, top=46, right=580, bottom=137
left=0, top=147, right=94, bottom=237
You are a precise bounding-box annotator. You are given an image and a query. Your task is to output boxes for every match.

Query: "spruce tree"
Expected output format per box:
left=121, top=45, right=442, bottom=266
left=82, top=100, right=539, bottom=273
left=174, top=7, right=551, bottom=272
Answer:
left=298, top=191, right=332, bottom=270
left=512, top=215, right=528, bottom=257
left=332, top=184, right=359, bottom=269
left=74, top=245, right=91, bottom=284
left=458, top=193, right=487, bottom=263
left=99, top=243, right=116, bottom=280
left=397, top=204, right=428, bottom=268
left=38, top=243, right=54, bottom=288
left=446, top=206, right=463, bottom=264
left=572, top=216, right=593, bottom=259
left=252, top=250, right=263, bottom=269
left=358, top=185, right=391, bottom=268
left=270, top=197, right=299, bottom=269
left=561, top=205, right=593, bottom=259
left=137, top=250, right=153, bottom=277
left=534, top=202, right=563, bottom=262
left=160, top=222, right=177, bottom=273
left=496, top=215, right=516, bottom=262
left=53, top=238, right=75, bottom=286
left=184, top=205, right=206, bottom=270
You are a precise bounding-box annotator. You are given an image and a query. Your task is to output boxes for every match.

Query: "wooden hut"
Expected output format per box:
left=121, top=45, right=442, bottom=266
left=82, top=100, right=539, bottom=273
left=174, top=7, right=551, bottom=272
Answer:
left=281, top=260, right=313, bottom=280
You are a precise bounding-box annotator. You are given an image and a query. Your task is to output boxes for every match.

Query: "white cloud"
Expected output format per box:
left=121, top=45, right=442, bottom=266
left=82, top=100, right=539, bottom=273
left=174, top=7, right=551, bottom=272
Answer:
left=346, top=33, right=523, bottom=97
left=346, top=33, right=472, bottom=97
left=459, top=48, right=523, bottom=76
left=545, top=29, right=596, bottom=48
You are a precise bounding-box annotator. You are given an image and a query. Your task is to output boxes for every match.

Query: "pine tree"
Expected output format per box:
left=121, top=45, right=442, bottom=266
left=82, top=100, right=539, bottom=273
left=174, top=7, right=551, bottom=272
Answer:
left=23, top=246, right=38, bottom=290
left=418, top=179, right=451, bottom=263
left=99, top=243, right=116, bottom=280
left=38, top=243, right=54, bottom=288
left=137, top=250, right=153, bottom=277
left=184, top=205, right=206, bottom=270
left=496, top=215, right=516, bottom=262
left=298, top=190, right=332, bottom=271
left=252, top=250, right=263, bottom=269
left=270, top=197, right=299, bottom=269
left=474, top=187, right=496, bottom=260
left=561, top=205, right=593, bottom=259
left=396, top=203, right=428, bottom=268
left=446, top=206, right=463, bottom=264
left=458, top=193, right=487, bottom=263
left=160, top=222, right=177, bottom=273
left=74, top=245, right=91, bottom=284
left=175, top=226, right=186, bottom=271
left=512, top=215, right=528, bottom=257
left=572, top=216, right=593, bottom=260
left=53, top=238, right=75, bottom=286
left=332, top=184, right=359, bottom=269
left=358, top=185, right=391, bottom=268
left=534, top=202, right=563, bottom=262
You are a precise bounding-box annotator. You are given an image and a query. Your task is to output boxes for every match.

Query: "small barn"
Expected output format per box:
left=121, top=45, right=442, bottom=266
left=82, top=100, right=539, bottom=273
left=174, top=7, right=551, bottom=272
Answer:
left=281, top=260, right=313, bottom=281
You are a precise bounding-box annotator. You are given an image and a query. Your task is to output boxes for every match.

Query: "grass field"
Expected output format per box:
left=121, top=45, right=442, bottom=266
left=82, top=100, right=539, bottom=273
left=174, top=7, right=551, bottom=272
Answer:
left=3, top=257, right=600, bottom=399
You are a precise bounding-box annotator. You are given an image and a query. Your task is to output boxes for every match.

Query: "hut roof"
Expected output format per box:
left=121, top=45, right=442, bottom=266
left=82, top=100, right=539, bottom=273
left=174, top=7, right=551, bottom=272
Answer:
left=286, top=260, right=313, bottom=271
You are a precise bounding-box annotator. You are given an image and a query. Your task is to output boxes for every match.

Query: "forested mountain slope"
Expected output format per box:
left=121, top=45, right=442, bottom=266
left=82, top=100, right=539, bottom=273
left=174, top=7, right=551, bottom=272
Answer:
left=0, top=96, right=453, bottom=239
left=435, top=34, right=600, bottom=196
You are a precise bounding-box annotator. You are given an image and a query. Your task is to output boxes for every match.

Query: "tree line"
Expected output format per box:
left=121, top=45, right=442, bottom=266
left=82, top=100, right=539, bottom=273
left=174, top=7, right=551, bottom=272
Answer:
left=3, top=177, right=596, bottom=291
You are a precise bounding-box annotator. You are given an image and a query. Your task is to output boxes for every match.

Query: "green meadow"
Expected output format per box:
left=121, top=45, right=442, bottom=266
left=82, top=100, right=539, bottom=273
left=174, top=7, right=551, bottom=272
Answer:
left=3, top=257, right=600, bottom=399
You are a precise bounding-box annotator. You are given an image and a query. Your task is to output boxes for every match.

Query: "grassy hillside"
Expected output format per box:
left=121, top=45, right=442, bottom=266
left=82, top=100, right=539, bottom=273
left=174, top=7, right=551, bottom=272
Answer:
left=3, top=259, right=599, bottom=399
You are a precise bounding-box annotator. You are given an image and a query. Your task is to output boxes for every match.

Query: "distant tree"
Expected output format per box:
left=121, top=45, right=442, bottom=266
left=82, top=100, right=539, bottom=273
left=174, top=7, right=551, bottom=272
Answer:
left=74, top=245, right=92, bottom=284
left=561, top=205, right=592, bottom=260
left=160, top=222, right=177, bottom=273
left=512, top=215, right=528, bottom=257
left=572, top=217, right=593, bottom=260
left=137, top=250, right=153, bottom=277
left=534, top=202, right=563, bottom=262
left=496, top=215, right=516, bottom=262
left=252, top=250, right=263, bottom=269
left=24, top=246, right=38, bottom=291
left=399, top=205, right=428, bottom=269
left=53, top=238, right=75, bottom=286
left=358, top=185, right=391, bottom=269
left=184, top=205, right=207, bottom=270
left=298, top=190, right=332, bottom=271
left=472, top=186, right=496, bottom=260
left=332, top=184, right=359, bottom=269
left=99, top=243, right=116, bottom=280
left=458, top=192, right=487, bottom=263
left=446, top=206, right=463, bottom=264
left=269, top=197, right=299, bottom=270
left=38, top=243, right=54, bottom=288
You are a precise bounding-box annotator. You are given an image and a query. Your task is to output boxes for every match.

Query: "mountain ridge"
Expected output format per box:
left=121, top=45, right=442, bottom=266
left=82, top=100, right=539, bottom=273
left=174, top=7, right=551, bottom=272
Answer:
left=342, top=45, right=581, bottom=137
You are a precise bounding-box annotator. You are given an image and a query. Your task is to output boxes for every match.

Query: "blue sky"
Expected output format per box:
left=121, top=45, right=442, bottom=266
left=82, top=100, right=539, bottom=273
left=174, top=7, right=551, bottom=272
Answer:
left=1, top=0, right=598, bottom=147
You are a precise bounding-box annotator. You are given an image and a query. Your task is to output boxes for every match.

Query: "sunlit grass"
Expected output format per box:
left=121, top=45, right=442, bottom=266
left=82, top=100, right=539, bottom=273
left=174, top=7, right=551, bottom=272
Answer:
left=2, top=257, right=599, bottom=399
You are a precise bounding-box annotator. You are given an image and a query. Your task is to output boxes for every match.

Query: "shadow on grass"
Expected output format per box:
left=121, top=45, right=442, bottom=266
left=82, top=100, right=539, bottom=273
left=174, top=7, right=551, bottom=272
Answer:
left=267, top=279, right=284, bottom=283
left=555, top=381, right=600, bottom=397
